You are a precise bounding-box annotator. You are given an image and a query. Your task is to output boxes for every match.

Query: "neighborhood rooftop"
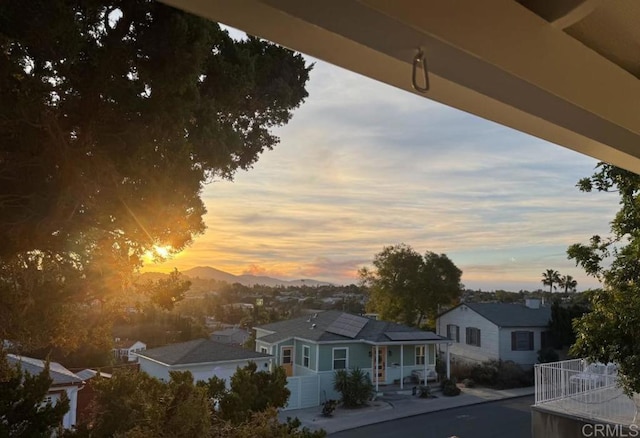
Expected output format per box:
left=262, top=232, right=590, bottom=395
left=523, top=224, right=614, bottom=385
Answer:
left=136, top=338, right=272, bottom=366
left=455, top=302, right=552, bottom=327
left=211, top=327, right=247, bottom=336
left=7, top=354, right=83, bottom=386
left=256, top=310, right=447, bottom=343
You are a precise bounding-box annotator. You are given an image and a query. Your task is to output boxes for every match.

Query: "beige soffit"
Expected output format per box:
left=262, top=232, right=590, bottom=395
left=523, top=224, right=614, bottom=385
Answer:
left=163, top=0, right=640, bottom=174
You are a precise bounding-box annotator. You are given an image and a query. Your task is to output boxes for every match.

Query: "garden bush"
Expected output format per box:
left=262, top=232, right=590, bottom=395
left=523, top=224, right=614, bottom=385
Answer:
left=537, top=347, right=560, bottom=364
left=466, top=360, right=533, bottom=389
left=441, top=378, right=461, bottom=396
left=333, top=368, right=374, bottom=408
left=450, top=360, right=475, bottom=381
left=462, top=378, right=475, bottom=388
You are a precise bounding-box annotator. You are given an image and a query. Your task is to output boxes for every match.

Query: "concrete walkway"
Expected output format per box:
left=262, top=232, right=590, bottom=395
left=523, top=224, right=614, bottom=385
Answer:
left=279, top=386, right=535, bottom=434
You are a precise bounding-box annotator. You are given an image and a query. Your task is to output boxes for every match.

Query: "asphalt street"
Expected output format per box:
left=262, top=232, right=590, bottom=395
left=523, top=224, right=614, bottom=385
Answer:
left=330, top=395, right=534, bottom=438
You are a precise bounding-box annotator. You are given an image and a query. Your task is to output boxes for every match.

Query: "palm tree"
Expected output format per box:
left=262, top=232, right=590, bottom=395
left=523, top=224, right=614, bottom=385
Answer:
left=558, top=275, right=578, bottom=293
left=541, top=269, right=561, bottom=293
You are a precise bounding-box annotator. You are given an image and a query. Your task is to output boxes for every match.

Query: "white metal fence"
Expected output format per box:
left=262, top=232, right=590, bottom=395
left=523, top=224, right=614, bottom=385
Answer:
left=535, top=359, right=639, bottom=425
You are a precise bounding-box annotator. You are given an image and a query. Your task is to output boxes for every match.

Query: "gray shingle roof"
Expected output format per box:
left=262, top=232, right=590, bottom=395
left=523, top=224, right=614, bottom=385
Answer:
left=7, top=355, right=82, bottom=386
left=211, top=328, right=247, bottom=336
left=75, top=369, right=111, bottom=380
left=137, top=339, right=272, bottom=365
left=256, top=310, right=447, bottom=344
left=461, top=302, right=552, bottom=327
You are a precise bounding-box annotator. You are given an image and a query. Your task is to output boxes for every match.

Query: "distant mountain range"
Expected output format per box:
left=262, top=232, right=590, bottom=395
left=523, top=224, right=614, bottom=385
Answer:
left=140, top=266, right=332, bottom=287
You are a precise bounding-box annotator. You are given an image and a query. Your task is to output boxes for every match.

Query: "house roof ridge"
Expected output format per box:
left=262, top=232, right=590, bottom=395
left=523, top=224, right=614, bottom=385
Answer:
left=452, top=301, right=551, bottom=327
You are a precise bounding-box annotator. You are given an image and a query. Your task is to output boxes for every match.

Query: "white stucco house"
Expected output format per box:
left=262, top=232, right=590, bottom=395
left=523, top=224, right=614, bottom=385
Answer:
left=7, top=354, right=83, bottom=430
left=436, top=299, right=552, bottom=368
left=112, top=339, right=146, bottom=362
left=136, top=338, right=272, bottom=384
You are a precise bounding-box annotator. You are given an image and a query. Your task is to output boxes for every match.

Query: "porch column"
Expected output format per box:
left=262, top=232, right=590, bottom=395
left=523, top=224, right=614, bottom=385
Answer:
left=423, top=343, right=427, bottom=385
left=446, top=342, right=451, bottom=379
left=400, top=344, right=404, bottom=389
left=375, top=345, right=379, bottom=392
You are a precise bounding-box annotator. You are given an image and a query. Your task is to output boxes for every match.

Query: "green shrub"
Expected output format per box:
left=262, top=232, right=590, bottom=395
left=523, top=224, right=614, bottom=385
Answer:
left=450, top=360, right=475, bottom=381
left=333, top=368, right=374, bottom=408
left=462, top=378, right=475, bottom=388
left=494, top=361, right=525, bottom=389
left=537, top=347, right=560, bottom=364
left=416, top=385, right=433, bottom=398
left=441, top=378, right=460, bottom=396
left=466, top=360, right=533, bottom=389
left=321, top=399, right=337, bottom=417
left=471, top=360, right=499, bottom=385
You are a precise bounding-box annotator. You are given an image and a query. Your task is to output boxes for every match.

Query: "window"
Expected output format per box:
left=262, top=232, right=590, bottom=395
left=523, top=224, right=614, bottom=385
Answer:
left=282, top=347, right=292, bottom=364
left=260, top=347, right=268, bottom=354
left=303, top=345, right=310, bottom=367
left=415, top=346, right=425, bottom=365
left=511, top=331, right=534, bottom=351
left=466, top=327, right=481, bottom=347
left=446, top=324, right=460, bottom=342
left=332, top=348, right=348, bottom=370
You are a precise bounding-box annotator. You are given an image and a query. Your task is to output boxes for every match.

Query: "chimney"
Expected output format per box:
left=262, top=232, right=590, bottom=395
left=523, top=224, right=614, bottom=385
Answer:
left=525, top=298, right=541, bottom=309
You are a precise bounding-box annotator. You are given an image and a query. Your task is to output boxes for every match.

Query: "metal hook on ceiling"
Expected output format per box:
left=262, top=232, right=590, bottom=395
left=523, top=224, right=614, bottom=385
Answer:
left=412, top=48, right=429, bottom=93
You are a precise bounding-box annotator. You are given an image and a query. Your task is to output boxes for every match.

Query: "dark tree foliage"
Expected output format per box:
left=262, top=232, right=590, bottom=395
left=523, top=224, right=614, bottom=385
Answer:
left=0, top=353, right=70, bottom=437
left=87, top=369, right=211, bottom=437
left=568, top=163, right=640, bottom=395
left=212, top=409, right=326, bottom=438
left=0, top=0, right=310, bottom=350
left=208, top=362, right=290, bottom=424
left=547, top=299, right=589, bottom=349
left=138, top=268, right=192, bottom=311
left=361, top=244, right=462, bottom=326
left=78, top=364, right=317, bottom=437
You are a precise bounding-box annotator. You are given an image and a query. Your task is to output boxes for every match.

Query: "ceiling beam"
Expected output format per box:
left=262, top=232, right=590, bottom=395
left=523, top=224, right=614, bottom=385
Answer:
left=517, top=0, right=602, bottom=29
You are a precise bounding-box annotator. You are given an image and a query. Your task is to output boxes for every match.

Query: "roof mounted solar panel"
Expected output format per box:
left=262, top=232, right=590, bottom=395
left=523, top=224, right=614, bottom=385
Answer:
left=326, top=313, right=368, bottom=338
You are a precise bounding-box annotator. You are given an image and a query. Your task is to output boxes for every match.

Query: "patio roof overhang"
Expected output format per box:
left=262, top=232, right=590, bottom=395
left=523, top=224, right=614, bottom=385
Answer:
left=162, top=0, right=640, bottom=173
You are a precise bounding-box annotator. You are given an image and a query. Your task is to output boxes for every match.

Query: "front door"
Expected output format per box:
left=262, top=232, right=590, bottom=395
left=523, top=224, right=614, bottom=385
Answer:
left=371, top=346, right=386, bottom=384
left=281, top=346, right=293, bottom=377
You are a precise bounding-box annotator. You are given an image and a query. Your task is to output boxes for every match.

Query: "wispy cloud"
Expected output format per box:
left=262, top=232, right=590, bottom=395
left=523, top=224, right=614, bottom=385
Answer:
left=148, top=59, right=618, bottom=291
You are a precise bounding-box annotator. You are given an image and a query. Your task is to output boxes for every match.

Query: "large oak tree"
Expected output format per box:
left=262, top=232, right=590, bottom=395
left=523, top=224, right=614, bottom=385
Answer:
left=360, top=244, right=462, bottom=326
left=0, top=0, right=311, bottom=350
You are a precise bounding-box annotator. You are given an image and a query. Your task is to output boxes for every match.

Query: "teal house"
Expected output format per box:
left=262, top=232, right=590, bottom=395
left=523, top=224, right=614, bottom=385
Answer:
left=254, top=310, right=451, bottom=409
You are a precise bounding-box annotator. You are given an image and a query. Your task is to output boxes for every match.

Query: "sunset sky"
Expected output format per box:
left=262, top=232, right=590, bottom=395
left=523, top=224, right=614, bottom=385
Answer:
left=146, top=31, right=620, bottom=292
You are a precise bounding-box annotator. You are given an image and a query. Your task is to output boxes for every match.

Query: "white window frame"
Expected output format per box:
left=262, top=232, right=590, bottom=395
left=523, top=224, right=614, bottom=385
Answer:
left=303, top=345, right=310, bottom=368
left=332, top=347, right=348, bottom=370
left=415, top=345, right=425, bottom=365
left=260, top=347, right=268, bottom=354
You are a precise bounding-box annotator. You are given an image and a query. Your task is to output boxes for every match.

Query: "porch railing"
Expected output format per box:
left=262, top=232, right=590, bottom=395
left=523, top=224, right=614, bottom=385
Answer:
left=535, top=359, right=638, bottom=425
